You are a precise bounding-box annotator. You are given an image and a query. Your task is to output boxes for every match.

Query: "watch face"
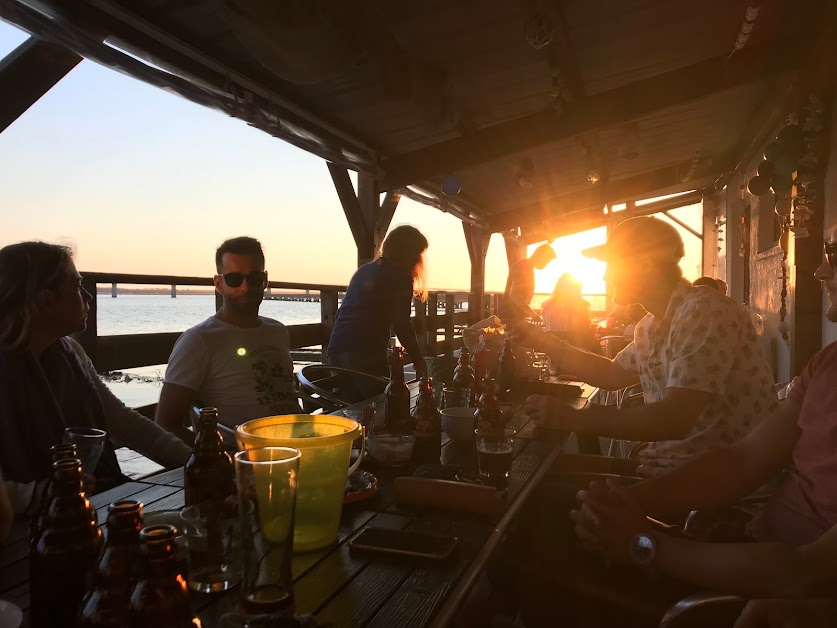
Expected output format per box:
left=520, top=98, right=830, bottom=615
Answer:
left=630, top=533, right=656, bottom=565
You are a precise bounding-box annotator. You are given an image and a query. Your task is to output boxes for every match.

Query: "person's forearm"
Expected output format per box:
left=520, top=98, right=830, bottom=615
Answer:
left=394, top=320, right=423, bottom=366
left=629, top=444, right=772, bottom=516
left=655, top=534, right=815, bottom=598
left=571, top=400, right=695, bottom=442
left=546, top=338, right=630, bottom=390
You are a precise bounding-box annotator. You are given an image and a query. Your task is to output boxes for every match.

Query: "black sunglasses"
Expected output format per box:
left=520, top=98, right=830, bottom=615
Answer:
left=826, top=242, right=837, bottom=268
left=221, top=271, right=266, bottom=288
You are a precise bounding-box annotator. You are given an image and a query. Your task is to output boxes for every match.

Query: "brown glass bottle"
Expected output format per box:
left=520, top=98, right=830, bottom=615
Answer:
left=30, top=459, right=104, bottom=628
left=411, top=377, right=441, bottom=463
left=79, top=500, right=144, bottom=628
left=385, top=347, right=411, bottom=434
left=474, top=379, right=506, bottom=433
left=129, top=525, right=202, bottom=627
left=31, top=443, right=79, bottom=545
left=184, top=407, right=235, bottom=507
left=497, top=337, right=517, bottom=397
left=453, top=346, right=476, bottom=405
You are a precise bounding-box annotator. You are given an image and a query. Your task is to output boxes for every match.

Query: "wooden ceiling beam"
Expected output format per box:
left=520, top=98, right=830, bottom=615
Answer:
left=492, top=153, right=731, bottom=233
left=379, top=37, right=801, bottom=190
left=0, top=36, right=81, bottom=134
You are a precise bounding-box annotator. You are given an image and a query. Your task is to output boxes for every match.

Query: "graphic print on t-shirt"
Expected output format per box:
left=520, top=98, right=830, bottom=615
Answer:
left=249, top=345, right=296, bottom=414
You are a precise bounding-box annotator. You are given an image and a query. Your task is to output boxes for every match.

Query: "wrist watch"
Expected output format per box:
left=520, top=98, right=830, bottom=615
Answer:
left=629, top=532, right=657, bottom=566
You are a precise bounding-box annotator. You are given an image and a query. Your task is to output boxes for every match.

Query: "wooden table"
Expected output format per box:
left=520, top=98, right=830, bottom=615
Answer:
left=1, top=380, right=595, bottom=628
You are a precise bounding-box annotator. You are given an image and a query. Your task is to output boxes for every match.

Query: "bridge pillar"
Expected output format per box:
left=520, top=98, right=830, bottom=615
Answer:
left=111, top=283, right=117, bottom=298
left=171, top=284, right=176, bottom=298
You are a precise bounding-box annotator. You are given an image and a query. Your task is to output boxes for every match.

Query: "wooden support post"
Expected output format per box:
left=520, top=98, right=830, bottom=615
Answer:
left=215, top=291, right=223, bottom=312
left=701, top=190, right=718, bottom=278
left=413, top=295, right=427, bottom=354
left=327, top=164, right=400, bottom=267
left=320, top=289, right=339, bottom=363
left=426, top=292, right=439, bottom=356
left=463, top=223, right=490, bottom=324
left=0, top=37, right=82, bottom=134
left=79, top=277, right=98, bottom=368
left=444, top=294, right=456, bottom=359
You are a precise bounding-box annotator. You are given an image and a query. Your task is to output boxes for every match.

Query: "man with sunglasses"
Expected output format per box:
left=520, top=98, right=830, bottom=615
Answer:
left=155, top=236, right=298, bottom=438
left=557, top=235, right=837, bottom=616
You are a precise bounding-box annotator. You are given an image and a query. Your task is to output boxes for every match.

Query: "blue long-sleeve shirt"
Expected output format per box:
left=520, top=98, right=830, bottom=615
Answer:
left=328, top=259, right=423, bottom=365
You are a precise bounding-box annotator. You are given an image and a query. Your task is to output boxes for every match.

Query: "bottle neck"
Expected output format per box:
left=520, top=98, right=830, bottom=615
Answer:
left=389, top=351, right=405, bottom=383
left=194, top=419, right=224, bottom=454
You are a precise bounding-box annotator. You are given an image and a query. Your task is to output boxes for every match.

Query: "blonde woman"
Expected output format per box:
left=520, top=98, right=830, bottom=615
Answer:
left=0, top=242, right=190, bottom=515
left=328, top=225, right=428, bottom=401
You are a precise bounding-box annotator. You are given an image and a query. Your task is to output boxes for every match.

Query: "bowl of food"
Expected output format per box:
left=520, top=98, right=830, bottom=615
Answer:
left=366, top=434, right=415, bottom=466
left=441, top=407, right=477, bottom=444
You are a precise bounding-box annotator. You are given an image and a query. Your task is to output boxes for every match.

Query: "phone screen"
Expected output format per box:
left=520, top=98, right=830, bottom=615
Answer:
left=349, top=527, right=458, bottom=560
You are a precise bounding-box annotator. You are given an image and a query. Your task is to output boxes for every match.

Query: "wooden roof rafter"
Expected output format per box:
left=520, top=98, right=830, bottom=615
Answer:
left=379, top=36, right=802, bottom=191
left=0, top=0, right=379, bottom=173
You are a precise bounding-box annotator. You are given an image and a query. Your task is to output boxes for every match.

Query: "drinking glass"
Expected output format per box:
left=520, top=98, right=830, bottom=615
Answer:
left=234, top=447, right=300, bottom=616
left=181, top=501, right=242, bottom=593
left=474, top=429, right=514, bottom=487
left=62, top=427, right=106, bottom=475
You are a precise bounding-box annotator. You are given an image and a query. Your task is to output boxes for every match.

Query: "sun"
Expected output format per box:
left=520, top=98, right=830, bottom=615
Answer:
left=530, top=227, right=608, bottom=297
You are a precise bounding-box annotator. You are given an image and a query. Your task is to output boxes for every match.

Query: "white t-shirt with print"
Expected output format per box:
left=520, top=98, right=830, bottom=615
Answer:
left=615, top=280, right=777, bottom=477
left=164, top=316, right=298, bottom=428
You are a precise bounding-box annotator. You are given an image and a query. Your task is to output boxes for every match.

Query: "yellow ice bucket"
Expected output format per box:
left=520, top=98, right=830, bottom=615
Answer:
left=235, top=415, right=363, bottom=552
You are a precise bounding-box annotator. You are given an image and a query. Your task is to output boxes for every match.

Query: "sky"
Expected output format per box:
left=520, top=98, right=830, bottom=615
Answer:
left=0, top=21, right=703, bottom=296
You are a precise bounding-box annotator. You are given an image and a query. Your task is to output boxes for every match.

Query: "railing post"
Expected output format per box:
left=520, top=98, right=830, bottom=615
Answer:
left=426, top=292, right=438, bottom=357
left=320, top=289, right=339, bottom=363
left=444, top=293, right=455, bottom=359
left=80, top=277, right=99, bottom=368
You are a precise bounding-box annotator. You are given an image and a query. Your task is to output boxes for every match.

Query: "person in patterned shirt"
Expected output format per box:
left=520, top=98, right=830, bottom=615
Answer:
left=536, top=236, right=837, bottom=620
left=517, top=215, right=776, bottom=477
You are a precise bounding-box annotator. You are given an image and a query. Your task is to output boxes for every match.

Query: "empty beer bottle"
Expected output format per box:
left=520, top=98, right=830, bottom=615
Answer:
left=129, top=525, right=202, bottom=627
left=453, top=346, right=476, bottom=405
left=497, top=337, right=517, bottom=398
left=80, top=500, right=144, bottom=628
left=411, top=377, right=441, bottom=463
left=30, top=459, right=103, bottom=628
left=31, top=443, right=79, bottom=545
left=474, top=378, right=506, bottom=434
left=184, top=407, right=235, bottom=507
left=385, top=347, right=411, bottom=434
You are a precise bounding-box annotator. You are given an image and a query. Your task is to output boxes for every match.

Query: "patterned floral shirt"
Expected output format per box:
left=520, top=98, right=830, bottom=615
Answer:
left=615, top=279, right=777, bottom=476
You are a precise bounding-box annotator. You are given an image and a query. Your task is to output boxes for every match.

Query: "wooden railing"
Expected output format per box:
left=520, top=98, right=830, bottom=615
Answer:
left=78, top=272, right=499, bottom=373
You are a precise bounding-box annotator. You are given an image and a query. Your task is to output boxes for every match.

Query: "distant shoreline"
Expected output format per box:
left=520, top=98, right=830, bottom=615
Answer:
left=96, top=287, right=215, bottom=295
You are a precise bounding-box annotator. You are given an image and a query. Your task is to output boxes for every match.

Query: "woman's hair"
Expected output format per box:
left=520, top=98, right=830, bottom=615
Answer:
left=380, top=225, right=429, bottom=301
left=0, top=242, right=73, bottom=351
left=552, top=273, right=582, bottom=301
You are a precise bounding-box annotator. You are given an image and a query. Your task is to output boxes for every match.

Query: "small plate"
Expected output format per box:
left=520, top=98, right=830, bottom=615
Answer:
left=344, top=470, right=379, bottom=504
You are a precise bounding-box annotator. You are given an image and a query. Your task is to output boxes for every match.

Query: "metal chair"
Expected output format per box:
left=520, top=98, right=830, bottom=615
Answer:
left=297, top=364, right=389, bottom=411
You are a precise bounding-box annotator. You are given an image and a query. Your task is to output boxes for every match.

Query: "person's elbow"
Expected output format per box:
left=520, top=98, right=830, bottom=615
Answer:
left=154, top=383, right=195, bottom=433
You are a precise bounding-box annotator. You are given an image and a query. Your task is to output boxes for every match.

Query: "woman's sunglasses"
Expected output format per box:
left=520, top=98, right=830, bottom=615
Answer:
left=220, top=271, right=267, bottom=288
left=826, top=242, right=837, bottom=269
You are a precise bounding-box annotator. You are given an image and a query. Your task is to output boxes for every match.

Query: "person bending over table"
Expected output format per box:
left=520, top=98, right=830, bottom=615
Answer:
left=0, top=242, right=190, bottom=516
left=328, top=225, right=429, bottom=402
left=513, top=216, right=776, bottom=478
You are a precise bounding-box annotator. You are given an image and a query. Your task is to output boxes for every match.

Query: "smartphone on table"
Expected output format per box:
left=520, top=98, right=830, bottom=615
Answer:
left=349, top=526, right=458, bottom=560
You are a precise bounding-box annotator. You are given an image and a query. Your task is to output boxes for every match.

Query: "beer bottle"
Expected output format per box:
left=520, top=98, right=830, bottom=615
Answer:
left=497, top=337, right=517, bottom=398
left=474, top=378, right=506, bottom=434
left=30, top=459, right=104, bottom=628
left=31, top=443, right=79, bottom=545
left=385, top=347, right=411, bottom=434
left=129, top=525, right=202, bottom=627
left=80, top=500, right=144, bottom=628
left=453, top=346, right=476, bottom=405
left=411, top=377, right=441, bottom=463
left=184, top=407, right=235, bottom=507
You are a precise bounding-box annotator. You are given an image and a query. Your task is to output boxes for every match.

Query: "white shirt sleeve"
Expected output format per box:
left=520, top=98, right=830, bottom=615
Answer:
left=163, top=329, right=210, bottom=393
